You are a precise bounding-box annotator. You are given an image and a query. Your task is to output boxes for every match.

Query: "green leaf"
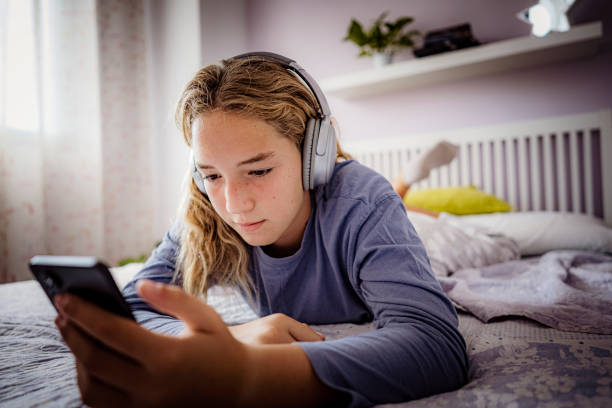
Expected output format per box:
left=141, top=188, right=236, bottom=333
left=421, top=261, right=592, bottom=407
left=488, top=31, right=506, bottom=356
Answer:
left=393, top=17, right=413, bottom=28
left=343, top=19, right=368, bottom=46
left=385, top=24, right=401, bottom=43
left=372, top=24, right=384, bottom=50
left=397, top=36, right=414, bottom=47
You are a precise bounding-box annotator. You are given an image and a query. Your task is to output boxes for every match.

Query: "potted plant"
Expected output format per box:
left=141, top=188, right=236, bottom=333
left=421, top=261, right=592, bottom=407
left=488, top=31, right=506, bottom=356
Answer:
left=343, top=11, right=420, bottom=68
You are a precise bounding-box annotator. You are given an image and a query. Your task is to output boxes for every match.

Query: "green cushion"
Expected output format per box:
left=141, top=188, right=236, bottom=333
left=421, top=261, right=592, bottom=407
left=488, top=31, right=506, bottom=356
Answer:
left=403, top=185, right=512, bottom=215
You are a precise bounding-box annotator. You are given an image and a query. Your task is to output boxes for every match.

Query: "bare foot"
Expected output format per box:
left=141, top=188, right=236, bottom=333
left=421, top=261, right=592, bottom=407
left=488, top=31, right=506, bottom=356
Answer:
left=392, top=173, right=410, bottom=198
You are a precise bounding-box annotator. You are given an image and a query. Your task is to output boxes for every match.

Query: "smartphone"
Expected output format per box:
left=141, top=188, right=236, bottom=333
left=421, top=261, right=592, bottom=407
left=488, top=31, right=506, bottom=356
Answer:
left=29, top=255, right=136, bottom=321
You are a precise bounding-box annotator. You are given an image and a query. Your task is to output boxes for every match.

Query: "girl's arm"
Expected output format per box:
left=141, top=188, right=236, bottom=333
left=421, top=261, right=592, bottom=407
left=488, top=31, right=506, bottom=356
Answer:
left=56, top=279, right=345, bottom=407
left=245, top=343, right=347, bottom=406
left=296, top=192, right=468, bottom=407
left=122, top=220, right=186, bottom=335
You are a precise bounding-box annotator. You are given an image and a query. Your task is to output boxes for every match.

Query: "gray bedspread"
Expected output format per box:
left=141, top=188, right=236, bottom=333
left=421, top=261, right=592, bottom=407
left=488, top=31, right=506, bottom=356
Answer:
left=438, top=250, right=612, bottom=334
left=2, top=259, right=612, bottom=407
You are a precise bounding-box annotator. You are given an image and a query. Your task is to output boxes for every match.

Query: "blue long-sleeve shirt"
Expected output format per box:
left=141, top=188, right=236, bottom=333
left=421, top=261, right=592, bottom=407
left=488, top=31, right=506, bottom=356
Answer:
left=123, top=160, right=468, bottom=407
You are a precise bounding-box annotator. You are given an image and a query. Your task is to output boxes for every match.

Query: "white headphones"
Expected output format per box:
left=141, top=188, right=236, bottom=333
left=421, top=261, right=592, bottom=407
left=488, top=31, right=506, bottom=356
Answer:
left=192, top=51, right=337, bottom=196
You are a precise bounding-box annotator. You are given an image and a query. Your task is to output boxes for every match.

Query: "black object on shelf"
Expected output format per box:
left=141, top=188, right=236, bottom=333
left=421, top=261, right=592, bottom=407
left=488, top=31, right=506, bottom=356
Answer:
left=413, top=23, right=481, bottom=58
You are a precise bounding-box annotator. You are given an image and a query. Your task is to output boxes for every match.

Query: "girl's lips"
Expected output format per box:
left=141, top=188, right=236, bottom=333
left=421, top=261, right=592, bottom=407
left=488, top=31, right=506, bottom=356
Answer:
left=236, top=220, right=265, bottom=232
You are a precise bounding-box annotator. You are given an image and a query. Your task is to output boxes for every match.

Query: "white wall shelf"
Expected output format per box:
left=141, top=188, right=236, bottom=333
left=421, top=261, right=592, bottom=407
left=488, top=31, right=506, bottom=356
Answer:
left=320, top=21, right=602, bottom=100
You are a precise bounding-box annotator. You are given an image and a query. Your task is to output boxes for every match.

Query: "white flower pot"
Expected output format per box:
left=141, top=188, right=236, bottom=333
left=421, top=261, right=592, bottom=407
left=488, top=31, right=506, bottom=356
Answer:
left=372, top=51, right=393, bottom=68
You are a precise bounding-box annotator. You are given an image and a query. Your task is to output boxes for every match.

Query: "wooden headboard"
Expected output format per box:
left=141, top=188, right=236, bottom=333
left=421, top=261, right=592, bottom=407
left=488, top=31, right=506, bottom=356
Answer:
left=342, top=110, right=612, bottom=225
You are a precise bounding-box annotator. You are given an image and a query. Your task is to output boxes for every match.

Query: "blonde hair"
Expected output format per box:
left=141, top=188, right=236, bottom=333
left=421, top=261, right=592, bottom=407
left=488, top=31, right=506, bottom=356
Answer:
left=174, top=56, right=351, bottom=303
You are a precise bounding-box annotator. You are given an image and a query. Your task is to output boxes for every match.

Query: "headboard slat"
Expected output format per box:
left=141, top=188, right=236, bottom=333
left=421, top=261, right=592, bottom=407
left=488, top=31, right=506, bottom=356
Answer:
left=584, top=130, right=594, bottom=216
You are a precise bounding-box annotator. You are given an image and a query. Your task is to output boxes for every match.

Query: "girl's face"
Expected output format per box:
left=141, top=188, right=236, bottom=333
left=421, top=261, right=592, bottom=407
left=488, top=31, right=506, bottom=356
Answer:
left=192, top=111, right=312, bottom=256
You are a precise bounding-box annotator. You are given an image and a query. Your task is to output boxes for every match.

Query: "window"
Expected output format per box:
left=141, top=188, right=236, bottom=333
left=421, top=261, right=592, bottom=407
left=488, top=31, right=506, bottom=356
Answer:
left=1, top=0, right=39, bottom=132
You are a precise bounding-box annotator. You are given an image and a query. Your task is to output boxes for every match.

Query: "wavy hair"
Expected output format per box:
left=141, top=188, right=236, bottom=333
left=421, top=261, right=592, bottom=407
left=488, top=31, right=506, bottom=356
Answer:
left=174, top=56, right=351, bottom=304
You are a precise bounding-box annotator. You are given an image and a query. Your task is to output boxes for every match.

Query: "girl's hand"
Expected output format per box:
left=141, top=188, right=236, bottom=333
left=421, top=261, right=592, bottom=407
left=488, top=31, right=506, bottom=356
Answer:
left=54, top=280, right=253, bottom=407
left=228, top=314, right=325, bottom=345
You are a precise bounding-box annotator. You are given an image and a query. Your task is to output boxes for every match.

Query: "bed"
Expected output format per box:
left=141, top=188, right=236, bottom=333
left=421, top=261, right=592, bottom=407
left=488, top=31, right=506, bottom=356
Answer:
left=2, top=110, right=612, bottom=407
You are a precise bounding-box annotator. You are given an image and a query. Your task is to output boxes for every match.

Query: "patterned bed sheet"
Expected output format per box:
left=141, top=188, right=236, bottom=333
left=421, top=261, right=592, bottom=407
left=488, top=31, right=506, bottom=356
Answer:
left=1, top=279, right=611, bottom=407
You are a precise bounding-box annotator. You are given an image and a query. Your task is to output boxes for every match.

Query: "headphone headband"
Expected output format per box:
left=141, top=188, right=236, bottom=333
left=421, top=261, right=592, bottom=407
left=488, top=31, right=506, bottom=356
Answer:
left=193, top=51, right=337, bottom=195
left=229, top=51, right=331, bottom=118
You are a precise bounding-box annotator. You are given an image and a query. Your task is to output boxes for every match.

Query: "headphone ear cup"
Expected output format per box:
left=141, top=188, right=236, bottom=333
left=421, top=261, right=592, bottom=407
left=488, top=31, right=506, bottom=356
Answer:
left=310, top=117, right=337, bottom=188
left=302, top=118, right=319, bottom=190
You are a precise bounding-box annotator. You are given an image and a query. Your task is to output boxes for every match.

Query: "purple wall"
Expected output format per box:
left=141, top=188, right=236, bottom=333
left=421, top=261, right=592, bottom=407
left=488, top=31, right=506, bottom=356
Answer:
left=245, top=0, right=612, bottom=140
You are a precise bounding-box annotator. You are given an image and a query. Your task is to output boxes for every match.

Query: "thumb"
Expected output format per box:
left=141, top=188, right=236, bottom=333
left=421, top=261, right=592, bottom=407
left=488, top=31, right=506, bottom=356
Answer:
left=136, top=279, right=225, bottom=334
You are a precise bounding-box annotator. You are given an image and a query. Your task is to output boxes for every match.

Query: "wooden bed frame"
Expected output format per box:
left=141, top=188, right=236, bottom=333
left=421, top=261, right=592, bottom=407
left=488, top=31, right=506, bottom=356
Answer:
left=343, top=109, right=612, bottom=225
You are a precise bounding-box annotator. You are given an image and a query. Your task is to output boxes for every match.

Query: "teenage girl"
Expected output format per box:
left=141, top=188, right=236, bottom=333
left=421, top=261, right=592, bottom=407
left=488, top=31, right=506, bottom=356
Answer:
left=53, top=52, right=468, bottom=408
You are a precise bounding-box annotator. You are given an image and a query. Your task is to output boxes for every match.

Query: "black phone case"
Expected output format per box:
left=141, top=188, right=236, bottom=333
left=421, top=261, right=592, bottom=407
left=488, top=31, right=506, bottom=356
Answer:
left=29, top=256, right=136, bottom=321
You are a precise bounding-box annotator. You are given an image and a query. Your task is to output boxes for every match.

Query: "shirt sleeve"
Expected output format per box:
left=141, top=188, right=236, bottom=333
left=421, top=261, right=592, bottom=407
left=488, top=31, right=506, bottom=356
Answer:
left=122, top=220, right=186, bottom=336
left=297, top=193, right=469, bottom=408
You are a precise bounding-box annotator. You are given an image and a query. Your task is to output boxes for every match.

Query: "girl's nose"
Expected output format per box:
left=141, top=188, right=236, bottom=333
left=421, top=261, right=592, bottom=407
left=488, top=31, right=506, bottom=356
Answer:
left=224, top=180, right=255, bottom=214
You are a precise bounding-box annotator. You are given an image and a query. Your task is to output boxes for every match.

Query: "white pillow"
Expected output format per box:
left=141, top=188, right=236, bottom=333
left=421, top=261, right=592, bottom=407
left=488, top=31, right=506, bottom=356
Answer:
left=110, top=262, right=143, bottom=289
left=452, top=212, right=612, bottom=256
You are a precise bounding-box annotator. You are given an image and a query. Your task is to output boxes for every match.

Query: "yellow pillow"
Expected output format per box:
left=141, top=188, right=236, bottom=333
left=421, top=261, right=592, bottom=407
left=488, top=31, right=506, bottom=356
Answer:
left=403, top=185, right=512, bottom=215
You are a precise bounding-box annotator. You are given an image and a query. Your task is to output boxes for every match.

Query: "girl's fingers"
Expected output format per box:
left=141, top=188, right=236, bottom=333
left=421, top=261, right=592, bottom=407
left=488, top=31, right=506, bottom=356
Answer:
left=54, top=293, right=164, bottom=363
left=288, top=321, right=326, bottom=342
left=136, top=279, right=227, bottom=335
left=56, top=316, right=144, bottom=390
left=75, top=360, right=133, bottom=408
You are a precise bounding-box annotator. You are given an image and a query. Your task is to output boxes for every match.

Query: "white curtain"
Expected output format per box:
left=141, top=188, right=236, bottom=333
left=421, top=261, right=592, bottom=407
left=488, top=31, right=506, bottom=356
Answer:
left=0, top=0, right=156, bottom=282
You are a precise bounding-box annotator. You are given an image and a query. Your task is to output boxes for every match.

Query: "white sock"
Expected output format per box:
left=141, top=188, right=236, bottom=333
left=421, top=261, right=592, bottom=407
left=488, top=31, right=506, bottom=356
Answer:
left=404, top=141, right=459, bottom=185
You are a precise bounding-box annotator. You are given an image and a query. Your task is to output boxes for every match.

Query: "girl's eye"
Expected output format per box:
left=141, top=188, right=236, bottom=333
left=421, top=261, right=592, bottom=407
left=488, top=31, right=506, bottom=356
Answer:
left=203, top=174, right=220, bottom=182
left=250, top=168, right=273, bottom=177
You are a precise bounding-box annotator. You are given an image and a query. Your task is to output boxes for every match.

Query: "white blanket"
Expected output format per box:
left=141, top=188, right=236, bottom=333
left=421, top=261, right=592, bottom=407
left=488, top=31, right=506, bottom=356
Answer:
left=406, top=211, right=520, bottom=277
